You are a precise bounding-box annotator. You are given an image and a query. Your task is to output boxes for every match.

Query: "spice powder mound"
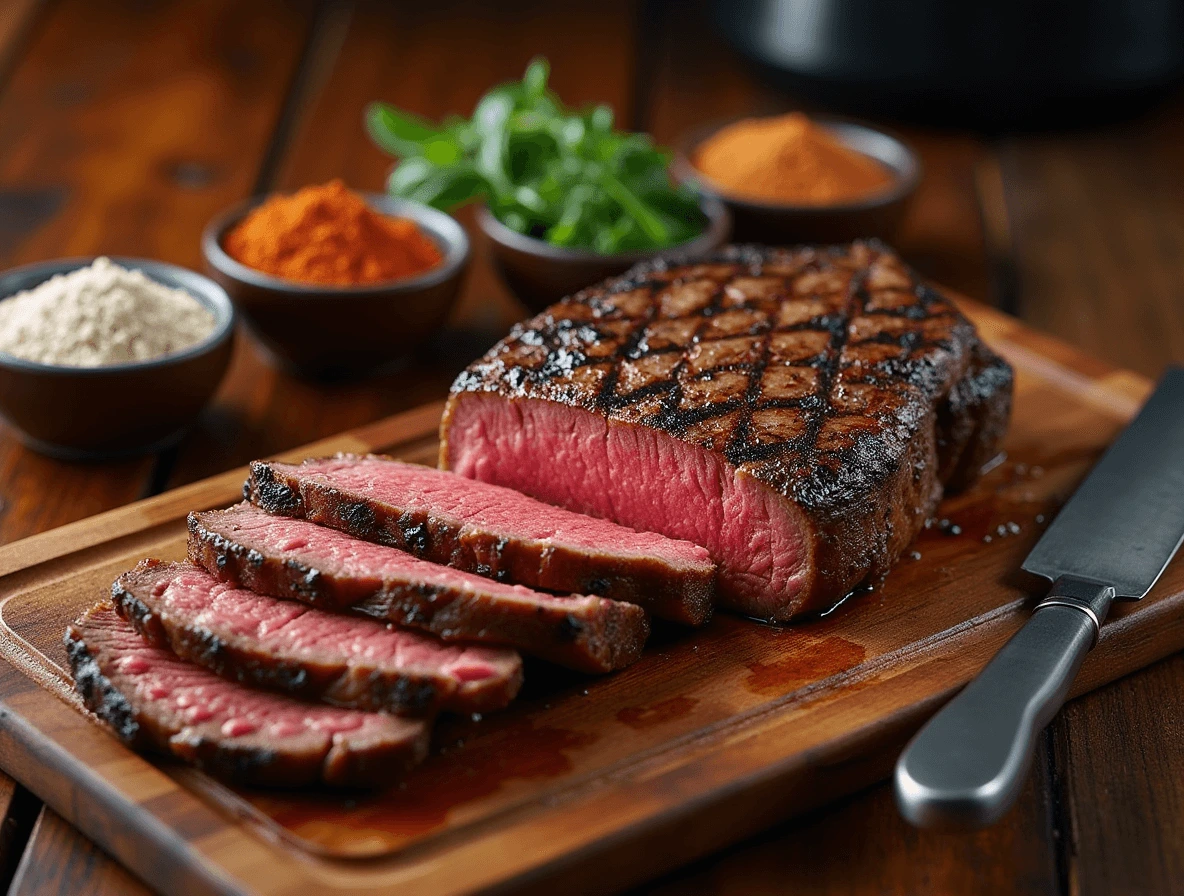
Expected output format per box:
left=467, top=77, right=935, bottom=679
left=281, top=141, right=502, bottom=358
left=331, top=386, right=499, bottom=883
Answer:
left=224, top=180, right=444, bottom=286
left=692, top=112, right=895, bottom=206
left=0, top=257, right=215, bottom=367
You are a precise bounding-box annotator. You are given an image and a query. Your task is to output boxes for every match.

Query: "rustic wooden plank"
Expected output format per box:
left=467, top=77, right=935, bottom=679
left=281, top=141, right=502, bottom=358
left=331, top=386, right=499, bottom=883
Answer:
left=0, top=451, right=152, bottom=546
left=642, top=0, right=783, bottom=142
left=276, top=0, right=641, bottom=189
left=893, top=133, right=992, bottom=302
left=0, top=773, right=39, bottom=893
left=1050, top=652, right=1184, bottom=895
left=634, top=767, right=1058, bottom=896
left=998, top=98, right=1184, bottom=377
left=0, top=0, right=315, bottom=268
left=8, top=808, right=152, bottom=896
left=165, top=0, right=643, bottom=486
left=0, top=772, right=18, bottom=881
left=0, top=0, right=42, bottom=84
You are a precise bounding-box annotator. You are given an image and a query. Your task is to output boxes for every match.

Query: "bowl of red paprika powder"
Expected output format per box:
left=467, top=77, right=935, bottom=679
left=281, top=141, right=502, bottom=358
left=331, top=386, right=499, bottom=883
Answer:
left=202, top=180, right=469, bottom=379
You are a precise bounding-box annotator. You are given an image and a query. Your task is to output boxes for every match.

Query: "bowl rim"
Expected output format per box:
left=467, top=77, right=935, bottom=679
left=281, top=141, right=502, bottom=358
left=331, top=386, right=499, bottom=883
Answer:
left=671, top=114, right=923, bottom=214
left=202, top=191, right=471, bottom=296
left=0, top=256, right=236, bottom=376
left=475, top=194, right=732, bottom=263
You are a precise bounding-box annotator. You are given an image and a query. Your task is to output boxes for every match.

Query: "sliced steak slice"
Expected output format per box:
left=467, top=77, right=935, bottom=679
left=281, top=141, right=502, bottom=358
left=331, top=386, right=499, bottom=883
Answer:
left=112, top=559, right=522, bottom=714
left=244, top=456, right=715, bottom=625
left=66, top=604, right=429, bottom=788
left=441, top=242, right=1014, bottom=622
left=189, top=503, right=649, bottom=673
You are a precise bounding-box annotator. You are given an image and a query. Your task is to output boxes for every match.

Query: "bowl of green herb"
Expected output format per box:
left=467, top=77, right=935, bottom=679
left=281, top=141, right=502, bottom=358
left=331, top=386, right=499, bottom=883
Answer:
left=367, top=58, right=730, bottom=312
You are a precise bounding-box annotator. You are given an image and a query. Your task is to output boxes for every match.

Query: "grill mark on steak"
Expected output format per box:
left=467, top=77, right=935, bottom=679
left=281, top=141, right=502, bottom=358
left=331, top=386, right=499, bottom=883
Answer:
left=190, top=503, right=650, bottom=673
left=112, top=559, right=523, bottom=714
left=780, top=267, right=868, bottom=504
left=652, top=280, right=725, bottom=431
left=66, top=604, right=429, bottom=788
left=243, top=457, right=715, bottom=626
left=441, top=241, right=1014, bottom=619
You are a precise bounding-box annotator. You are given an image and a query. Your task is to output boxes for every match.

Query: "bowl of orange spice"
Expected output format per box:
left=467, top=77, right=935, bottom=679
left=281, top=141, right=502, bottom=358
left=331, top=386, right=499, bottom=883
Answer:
left=202, top=179, right=468, bottom=378
left=674, top=112, right=920, bottom=244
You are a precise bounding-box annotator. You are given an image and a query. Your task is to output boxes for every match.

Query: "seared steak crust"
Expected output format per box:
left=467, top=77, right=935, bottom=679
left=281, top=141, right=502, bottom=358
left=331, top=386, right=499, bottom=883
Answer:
left=442, top=242, right=1013, bottom=618
left=188, top=505, right=649, bottom=674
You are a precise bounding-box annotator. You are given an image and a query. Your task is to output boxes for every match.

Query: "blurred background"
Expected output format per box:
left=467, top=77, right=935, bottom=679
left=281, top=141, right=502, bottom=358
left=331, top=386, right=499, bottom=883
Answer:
left=1, top=0, right=1183, bottom=893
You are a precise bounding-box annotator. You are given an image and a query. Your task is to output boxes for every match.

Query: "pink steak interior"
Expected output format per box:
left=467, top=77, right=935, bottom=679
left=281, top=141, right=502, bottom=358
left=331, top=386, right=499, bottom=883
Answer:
left=444, top=394, right=809, bottom=618
left=292, top=454, right=711, bottom=569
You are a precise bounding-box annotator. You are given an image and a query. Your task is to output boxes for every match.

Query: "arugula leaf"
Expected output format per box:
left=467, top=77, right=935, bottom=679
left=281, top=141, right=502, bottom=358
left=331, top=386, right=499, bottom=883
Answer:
left=367, top=57, right=706, bottom=254
left=365, top=103, right=444, bottom=156
left=405, top=163, right=487, bottom=209
left=523, top=57, right=549, bottom=99
left=598, top=170, right=669, bottom=244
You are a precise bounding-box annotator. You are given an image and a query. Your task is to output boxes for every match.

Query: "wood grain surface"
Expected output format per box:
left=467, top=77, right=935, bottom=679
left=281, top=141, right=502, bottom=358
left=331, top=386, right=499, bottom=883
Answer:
left=0, top=775, right=37, bottom=894
left=0, top=0, right=1180, bottom=893
left=8, top=810, right=150, bottom=896
left=640, top=768, right=1060, bottom=896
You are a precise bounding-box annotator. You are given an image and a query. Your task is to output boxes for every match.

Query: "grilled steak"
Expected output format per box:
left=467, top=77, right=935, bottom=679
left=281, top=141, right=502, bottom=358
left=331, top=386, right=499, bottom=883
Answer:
left=113, top=559, right=522, bottom=714
left=244, top=456, right=715, bottom=625
left=189, top=504, right=649, bottom=673
left=441, top=242, right=1014, bottom=621
left=66, top=604, right=429, bottom=788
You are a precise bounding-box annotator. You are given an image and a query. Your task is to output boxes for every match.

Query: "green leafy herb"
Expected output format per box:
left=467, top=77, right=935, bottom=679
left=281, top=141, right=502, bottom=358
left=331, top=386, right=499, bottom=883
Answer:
left=366, top=57, right=706, bottom=254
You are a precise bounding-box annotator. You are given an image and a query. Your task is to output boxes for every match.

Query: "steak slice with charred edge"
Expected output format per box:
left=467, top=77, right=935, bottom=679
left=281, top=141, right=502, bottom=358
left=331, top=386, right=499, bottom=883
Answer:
left=66, top=604, right=429, bottom=788
left=113, top=559, right=523, bottom=714
left=188, top=504, right=649, bottom=674
left=441, top=242, right=1014, bottom=621
left=243, top=456, right=715, bottom=625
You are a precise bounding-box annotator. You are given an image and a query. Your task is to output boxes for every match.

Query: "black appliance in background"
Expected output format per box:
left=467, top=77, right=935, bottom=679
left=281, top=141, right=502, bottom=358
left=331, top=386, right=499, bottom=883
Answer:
left=712, top=0, right=1184, bottom=129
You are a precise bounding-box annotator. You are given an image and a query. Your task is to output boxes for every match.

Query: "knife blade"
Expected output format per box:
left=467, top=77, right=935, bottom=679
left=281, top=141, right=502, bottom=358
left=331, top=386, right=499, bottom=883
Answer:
left=894, top=367, right=1184, bottom=830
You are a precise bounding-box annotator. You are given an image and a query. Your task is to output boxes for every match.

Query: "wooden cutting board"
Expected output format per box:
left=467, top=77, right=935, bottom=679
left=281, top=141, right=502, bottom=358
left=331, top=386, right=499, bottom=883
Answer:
left=0, top=299, right=1175, bottom=896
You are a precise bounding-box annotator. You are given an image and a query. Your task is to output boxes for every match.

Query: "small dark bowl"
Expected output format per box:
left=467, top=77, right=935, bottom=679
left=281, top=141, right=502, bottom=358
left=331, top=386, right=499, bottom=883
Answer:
left=0, top=257, right=235, bottom=460
left=478, top=196, right=731, bottom=313
left=202, top=194, right=469, bottom=378
left=673, top=116, right=921, bottom=244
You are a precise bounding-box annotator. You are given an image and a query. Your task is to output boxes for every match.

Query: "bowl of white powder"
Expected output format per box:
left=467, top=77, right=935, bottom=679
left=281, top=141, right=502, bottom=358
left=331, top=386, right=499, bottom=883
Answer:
left=0, top=256, right=235, bottom=459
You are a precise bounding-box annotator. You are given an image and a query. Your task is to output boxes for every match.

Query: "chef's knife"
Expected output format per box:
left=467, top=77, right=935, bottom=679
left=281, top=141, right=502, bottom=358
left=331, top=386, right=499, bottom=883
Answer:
left=895, top=367, right=1184, bottom=830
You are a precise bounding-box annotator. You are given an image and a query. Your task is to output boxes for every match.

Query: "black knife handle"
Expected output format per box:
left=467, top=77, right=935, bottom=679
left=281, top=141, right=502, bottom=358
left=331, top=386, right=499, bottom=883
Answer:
left=894, top=576, right=1115, bottom=830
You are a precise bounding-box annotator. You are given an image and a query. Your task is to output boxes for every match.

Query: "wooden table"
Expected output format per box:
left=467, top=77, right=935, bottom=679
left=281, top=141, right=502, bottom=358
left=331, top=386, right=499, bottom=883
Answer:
left=0, top=1, right=1181, bottom=893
